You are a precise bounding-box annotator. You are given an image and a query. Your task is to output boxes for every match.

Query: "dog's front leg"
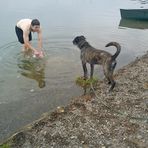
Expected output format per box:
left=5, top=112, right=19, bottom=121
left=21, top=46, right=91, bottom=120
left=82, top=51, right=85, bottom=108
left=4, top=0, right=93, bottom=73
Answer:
left=90, top=64, right=94, bottom=79
left=82, top=62, right=88, bottom=79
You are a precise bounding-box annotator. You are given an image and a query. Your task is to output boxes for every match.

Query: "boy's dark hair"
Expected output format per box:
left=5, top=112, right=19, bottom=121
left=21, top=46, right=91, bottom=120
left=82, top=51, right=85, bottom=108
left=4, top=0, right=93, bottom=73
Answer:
left=31, top=19, right=40, bottom=26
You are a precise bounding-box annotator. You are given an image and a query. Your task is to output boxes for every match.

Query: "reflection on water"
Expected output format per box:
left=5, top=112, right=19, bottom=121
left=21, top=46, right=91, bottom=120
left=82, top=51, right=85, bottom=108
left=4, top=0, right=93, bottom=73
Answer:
left=137, top=0, right=148, bottom=4
left=17, top=53, right=46, bottom=88
left=119, top=19, right=148, bottom=29
left=131, top=0, right=148, bottom=4
left=130, top=0, right=148, bottom=8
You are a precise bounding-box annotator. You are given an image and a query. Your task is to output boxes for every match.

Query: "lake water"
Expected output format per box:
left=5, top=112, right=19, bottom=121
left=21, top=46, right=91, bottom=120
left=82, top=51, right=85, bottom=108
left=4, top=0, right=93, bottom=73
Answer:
left=0, top=0, right=148, bottom=142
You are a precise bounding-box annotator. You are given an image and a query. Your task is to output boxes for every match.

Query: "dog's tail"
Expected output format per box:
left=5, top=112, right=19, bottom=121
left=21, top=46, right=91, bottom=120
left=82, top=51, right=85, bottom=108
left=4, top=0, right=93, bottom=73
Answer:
left=105, top=42, right=121, bottom=60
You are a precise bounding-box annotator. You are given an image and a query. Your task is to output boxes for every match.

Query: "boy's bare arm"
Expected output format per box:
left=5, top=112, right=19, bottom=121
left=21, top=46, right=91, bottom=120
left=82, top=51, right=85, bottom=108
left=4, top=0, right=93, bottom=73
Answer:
left=37, top=29, right=42, bottom=50
left=23, top=30, right=37, bottom=52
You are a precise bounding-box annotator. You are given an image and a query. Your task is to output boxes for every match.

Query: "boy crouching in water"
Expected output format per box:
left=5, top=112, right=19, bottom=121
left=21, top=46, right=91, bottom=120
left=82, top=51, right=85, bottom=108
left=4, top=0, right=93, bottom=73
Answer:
left=15, top=18, right=44, bottom=58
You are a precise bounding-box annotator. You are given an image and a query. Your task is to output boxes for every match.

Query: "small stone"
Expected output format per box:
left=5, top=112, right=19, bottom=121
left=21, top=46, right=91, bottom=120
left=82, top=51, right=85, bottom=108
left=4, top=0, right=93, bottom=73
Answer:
left=44, top=131, right=47, bottom=135
left=17, top=75, right=20, bottom=78
left=71, top=136, right=77, bottom=139
left=81, top=141, right=85, bottom=144
left=57, top=106, right=65, bottom=113
left=33, top=54, right=36, bottom=58
left=30, top=89, right=34, bottom=92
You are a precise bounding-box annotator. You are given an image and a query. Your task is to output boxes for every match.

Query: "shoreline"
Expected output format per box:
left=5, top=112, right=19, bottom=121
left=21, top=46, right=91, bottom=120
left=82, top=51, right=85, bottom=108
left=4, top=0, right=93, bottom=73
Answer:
left=1, top=52, right=148, bottom=148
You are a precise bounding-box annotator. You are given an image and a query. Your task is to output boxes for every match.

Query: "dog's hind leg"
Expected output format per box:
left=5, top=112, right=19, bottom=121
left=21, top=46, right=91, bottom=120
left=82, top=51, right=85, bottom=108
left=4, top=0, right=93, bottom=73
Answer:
left=108, top=61, right=117, bottom=91
left=108, top=68, right=116, bottom=92
left=108, top=77, right=116, bottom=92
left=103, top=64, right=111, bottom=84
left=103, top=64, right=116, bottom=92
left=90, top=64, right=94, bottom=79
left=110, top=61, right=117, bottom=71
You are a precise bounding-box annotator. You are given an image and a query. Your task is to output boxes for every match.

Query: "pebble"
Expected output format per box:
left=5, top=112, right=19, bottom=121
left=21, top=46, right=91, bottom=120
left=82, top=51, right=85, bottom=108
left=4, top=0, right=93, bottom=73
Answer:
left=30, top=89, right=34, bottom=92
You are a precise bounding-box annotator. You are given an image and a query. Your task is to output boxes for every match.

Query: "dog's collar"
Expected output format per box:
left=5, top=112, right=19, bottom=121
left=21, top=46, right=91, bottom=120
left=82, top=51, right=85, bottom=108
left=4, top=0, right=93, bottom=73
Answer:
left=78, top=41, right=88, bottom=49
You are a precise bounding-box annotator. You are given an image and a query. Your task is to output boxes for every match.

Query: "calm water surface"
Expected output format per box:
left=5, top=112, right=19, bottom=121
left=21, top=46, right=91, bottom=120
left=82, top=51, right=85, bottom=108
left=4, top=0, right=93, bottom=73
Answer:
left=0, top=0, right=148, bottom=141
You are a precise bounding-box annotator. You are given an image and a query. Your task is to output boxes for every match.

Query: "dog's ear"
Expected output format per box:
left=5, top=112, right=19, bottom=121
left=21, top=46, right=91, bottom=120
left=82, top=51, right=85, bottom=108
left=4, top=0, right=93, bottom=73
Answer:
left=80, top=35, right=86, bottom=40
left=73, top=36, right=79, bottom=45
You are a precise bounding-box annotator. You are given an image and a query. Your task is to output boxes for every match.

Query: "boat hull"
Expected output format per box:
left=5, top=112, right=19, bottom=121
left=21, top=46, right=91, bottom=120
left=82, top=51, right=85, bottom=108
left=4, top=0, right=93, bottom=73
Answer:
left=120, top=9, right=148, bottom=20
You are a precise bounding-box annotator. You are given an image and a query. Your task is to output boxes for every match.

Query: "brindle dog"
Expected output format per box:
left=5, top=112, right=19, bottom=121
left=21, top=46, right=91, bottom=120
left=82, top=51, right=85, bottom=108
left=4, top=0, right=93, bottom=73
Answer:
left=73, top=35, right=121, bottom=92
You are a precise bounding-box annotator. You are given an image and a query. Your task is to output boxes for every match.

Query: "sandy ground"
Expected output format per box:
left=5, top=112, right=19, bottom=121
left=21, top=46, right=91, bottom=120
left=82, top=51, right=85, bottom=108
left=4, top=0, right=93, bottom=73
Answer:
left=0, top=53, right=148, bottom=148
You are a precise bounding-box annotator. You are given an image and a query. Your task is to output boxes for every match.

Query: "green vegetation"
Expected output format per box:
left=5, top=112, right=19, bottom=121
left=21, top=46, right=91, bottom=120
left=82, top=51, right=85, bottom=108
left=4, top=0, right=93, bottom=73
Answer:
left=0, top=144, right=10, bottom=148
left=76, top=76, right=98, bottom=88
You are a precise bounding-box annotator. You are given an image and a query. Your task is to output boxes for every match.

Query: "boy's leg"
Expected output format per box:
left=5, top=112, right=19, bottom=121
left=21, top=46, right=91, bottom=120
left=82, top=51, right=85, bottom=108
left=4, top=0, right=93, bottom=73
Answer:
left=15, top=26, right=32, bottom=52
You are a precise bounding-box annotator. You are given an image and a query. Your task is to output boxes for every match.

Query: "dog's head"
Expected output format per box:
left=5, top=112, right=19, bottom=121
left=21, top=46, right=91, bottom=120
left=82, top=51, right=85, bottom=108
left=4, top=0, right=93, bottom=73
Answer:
left=73, top=35, right=86, bottom=46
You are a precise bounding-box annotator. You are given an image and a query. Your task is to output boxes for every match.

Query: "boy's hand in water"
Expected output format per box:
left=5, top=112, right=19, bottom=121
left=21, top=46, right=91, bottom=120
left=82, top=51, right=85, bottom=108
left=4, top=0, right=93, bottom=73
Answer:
left=34, top=50, right=44, bottom=58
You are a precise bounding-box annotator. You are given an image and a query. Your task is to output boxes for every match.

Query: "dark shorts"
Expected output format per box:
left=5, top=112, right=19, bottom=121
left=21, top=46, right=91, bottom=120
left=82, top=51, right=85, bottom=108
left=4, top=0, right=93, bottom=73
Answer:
left=15, top=26, right=32, bottom=44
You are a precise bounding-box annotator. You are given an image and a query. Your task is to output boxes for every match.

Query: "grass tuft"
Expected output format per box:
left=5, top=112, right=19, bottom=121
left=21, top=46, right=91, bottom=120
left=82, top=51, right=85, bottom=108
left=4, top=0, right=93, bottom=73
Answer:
left=0, top=144, right=10, bottom=148
left=75, top=76, right=98, bottom=88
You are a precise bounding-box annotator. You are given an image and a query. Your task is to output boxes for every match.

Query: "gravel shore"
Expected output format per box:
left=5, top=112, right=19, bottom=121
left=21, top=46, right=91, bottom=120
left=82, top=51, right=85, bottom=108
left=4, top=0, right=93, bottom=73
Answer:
left=1, top=53, right=148, bottom=148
